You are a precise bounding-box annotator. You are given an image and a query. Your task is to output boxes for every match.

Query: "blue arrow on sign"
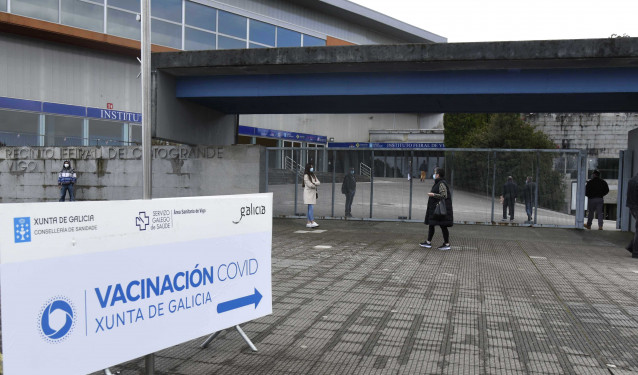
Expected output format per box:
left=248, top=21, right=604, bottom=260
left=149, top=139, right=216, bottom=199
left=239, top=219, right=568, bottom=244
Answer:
left=217, top=288, right=263, bottom=313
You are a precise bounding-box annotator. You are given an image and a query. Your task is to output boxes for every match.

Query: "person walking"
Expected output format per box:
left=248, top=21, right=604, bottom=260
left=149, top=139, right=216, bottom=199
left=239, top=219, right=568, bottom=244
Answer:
left=58, top=160, right=77, bottom=202
left=523, top=176, right=536, bottom=223
left=625, top=173, right=638, bottom=258
left=303, top=163, right=320, bottom=228
left=419, top=161, right=427, bottom=182
left=341, top=166, right=356, bottom=217
left=420, top=168, right=453, bottom=250
left=501, top=176, right=517, bottom=222
left=585, top=169, right=609, bottom=230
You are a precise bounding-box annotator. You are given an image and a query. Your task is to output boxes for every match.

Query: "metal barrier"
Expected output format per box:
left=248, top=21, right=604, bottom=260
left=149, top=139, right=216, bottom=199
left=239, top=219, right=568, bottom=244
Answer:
left=265, top=147, right=589, bottom=228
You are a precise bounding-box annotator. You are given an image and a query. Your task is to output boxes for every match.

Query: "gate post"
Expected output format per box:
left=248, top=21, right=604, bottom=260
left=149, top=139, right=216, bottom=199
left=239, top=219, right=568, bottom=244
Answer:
left=575, top=150, right=587, bottom=228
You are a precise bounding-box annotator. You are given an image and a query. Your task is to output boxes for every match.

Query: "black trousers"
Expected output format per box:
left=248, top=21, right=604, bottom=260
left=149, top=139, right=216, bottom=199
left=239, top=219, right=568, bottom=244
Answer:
left=503, top=198, right=515, bottom=219
left=428, top=225, right=449, bottom=243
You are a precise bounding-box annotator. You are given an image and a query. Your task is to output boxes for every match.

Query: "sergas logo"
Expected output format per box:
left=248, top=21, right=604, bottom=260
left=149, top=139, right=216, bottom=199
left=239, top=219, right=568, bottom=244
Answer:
left=136, top=211, right=150, bottom=230
left=233, top=203, right=266, bottom=224
left=14, top=217, right=31, bottom=243
left=38, top=297, right=76, bottom=343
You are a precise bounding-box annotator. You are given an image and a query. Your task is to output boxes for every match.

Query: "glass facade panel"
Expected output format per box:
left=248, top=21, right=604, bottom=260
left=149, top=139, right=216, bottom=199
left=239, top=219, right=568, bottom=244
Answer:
left=218, top=10, right=246, bottom=39
left=185, top=27, right=215, bottom=50
left=218, top=35, right=246, bottom=50
left=61, top=0, right=104, bottom=33
left=152, top=18, right=181, bottom=49
left=303, top=35, right=325, bottom=47
left=249, top=19, right=275, bottom=46
left=107, top=8, right=140, bottom=41
left=185, top=1, right=215, bottom=31
left=249, top=43, right=268, bottom=49
left=0, top=0, right=7, bottom=12
left=277, top=28, right=301, bottom=47
left=152, top=0, right=181, bottom=23
left=0, top=110, right=40, bottom=146
left=89, top=119, right=123, bottom=145
left=130, top=124, right=142, bottom=144
left=45, top=115, right=83, bottom=146
left=108, top=0, right=139, bottom=12
left=12, top=0, right=59, bottom=23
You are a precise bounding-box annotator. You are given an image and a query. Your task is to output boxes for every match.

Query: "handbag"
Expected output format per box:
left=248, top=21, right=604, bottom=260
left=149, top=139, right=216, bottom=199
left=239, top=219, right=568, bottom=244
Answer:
left=432, top=199, right=446, bottom=219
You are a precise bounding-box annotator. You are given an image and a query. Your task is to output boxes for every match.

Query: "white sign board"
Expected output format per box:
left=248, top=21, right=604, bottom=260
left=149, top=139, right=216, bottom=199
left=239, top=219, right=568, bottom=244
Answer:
left=0, top=194, right=272, bottom=374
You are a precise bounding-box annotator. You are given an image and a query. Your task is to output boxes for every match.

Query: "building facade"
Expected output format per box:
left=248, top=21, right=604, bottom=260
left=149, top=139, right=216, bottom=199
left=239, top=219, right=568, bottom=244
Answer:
left=0, top=0, right=446, bottom=150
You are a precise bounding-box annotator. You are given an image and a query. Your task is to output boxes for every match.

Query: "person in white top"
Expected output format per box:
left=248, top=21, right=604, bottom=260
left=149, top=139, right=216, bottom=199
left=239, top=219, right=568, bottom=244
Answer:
left=303, top=163, right=320, bottom=228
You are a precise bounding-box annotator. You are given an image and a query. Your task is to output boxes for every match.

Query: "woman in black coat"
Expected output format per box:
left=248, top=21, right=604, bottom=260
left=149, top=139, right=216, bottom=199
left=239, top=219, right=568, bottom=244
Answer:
left=421, top=168, right=453, bottom=250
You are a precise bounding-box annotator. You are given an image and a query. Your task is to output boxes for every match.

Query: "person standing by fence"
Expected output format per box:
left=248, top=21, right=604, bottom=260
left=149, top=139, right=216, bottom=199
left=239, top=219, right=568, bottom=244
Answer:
left=303, top=163, right=320, bottom=228
left=341, top=166, right=356, bottom=217
left=625, top=172, right=638, bottom=258
left=585, top=169, right=609, bottom=230
left=420, top=168, right=453, bottom=250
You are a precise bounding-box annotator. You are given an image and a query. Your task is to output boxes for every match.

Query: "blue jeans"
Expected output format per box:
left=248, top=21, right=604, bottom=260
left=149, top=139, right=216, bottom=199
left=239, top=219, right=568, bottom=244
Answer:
left=59, top=184, right=75, bottom=201
left=307, top=204, right=314, bottom=222
left=525, top=201, right=533, bottom=219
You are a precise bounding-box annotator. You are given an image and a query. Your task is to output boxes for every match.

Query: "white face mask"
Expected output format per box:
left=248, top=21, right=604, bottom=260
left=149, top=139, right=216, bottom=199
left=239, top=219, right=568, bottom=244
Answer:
left=432, top=174, right=437, bottom=179
left=310, top=168, right=314, bottom=173
left=64, top=164, right=70, bottom=168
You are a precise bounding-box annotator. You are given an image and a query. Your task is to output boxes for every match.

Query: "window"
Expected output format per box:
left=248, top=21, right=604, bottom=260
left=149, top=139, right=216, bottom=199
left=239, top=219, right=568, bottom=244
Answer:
left=218, top=10, right=246, bottom=39
left=107, top=7, right=140, bottom=41
left=12, top=0, right=59, bottom=23
left=108, top=0, right=139, bottom=12
left=89, top=120, right=124, bottom=146
left=218, top=35, right=245, bottom=50
left=185, top=1, right=216, bottom=31
left=277, top=28, right=301, bottom=47
left=45, top=115, right=84, bottom=146
left=185, top=28, right=215, bottom=50
left=0, top=110, right=40, bottom=146
left=61, top=0, right=104, bottom=33
left=249, top=19, right=275, bottom=46
left=0, top=0, right=7, bottom=12
left=249, top=43, right=268, bottom=49
left=152, top=18, right=181, bottom=49
left=152, top=0, right=181, bottom=23
left=303, top=35, right=325, bottom=47
left=130, top=124, right=142, bottom=144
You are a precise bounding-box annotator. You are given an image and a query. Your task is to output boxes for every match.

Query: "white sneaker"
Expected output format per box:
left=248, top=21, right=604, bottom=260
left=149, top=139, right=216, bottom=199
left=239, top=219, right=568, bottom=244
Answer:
left=311, top=222, right=319, bottom=227
left=306, top=223, right=313, bottom=228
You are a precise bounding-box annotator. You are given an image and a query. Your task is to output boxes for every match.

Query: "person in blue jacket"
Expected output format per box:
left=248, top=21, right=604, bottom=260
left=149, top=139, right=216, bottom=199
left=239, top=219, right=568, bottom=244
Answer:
left=58, top=160, right=77, bottom=201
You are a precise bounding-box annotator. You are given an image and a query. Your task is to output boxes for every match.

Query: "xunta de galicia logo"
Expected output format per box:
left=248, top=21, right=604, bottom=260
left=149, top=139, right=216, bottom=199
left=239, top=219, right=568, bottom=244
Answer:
left=14, top=217, right=31, bottom=243
left=38, top=296, right=76, bottom=343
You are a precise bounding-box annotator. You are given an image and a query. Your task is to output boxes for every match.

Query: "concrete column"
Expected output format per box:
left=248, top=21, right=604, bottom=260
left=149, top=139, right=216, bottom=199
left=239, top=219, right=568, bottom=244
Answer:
left=82, top=119, right=89, bottom=146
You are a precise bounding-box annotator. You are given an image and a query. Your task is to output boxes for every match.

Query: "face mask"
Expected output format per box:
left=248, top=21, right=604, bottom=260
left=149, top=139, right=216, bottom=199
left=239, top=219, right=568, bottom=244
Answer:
left=310, top=168, right=314, bottom=173
left=351, top=170, right=355, bottom=174
left=64, top=164, right=69, bottom=168
left=433, top=174, right=437, bottom=179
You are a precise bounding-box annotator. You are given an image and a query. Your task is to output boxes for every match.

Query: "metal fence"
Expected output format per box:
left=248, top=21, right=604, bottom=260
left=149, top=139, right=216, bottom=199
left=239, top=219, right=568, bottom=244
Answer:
left=265, top=147, right=588, bottom=228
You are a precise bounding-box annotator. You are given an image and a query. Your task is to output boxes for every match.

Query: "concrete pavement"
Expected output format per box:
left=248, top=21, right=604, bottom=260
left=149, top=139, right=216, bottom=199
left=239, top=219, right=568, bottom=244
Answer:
left=97, top=219, right=638, bottom=375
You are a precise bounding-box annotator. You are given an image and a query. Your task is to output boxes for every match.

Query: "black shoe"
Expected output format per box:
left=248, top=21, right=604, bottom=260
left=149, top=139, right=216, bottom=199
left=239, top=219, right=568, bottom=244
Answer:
left=420, top=241, right=432, bottom=248
left=437, top=243, right=451, bottom=251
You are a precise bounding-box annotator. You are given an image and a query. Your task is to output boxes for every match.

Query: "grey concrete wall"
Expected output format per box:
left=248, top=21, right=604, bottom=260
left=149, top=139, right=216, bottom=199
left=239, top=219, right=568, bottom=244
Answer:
left=525, top=113, right=638, bottom=158
left=153, top=71, right=237, bottom=145
left=0, top=145, right=264, bottom=203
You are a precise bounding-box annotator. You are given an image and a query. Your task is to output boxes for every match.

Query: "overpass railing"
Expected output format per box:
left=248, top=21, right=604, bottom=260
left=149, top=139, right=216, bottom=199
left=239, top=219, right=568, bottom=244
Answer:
left=265, top=147, right=592, bottom=228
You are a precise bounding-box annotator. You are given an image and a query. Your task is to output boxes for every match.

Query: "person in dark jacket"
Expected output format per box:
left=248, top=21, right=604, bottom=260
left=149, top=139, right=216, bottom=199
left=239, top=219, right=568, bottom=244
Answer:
left=523, top=176, right=536, bottom=223
left=341, top=167, right=356, bottom=217
left=501, top=176, right=517, bottom=221
left=420, top=168, right=453, bottom=250
left=58, top=160, right=77, bottom=202
left=585, top=170, right=609, bottom=230
left=626, top=173, right=638, bottom=258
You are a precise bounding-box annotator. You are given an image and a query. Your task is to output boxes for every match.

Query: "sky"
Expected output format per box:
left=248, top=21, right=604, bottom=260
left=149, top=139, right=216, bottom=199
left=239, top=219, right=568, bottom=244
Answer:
left=349, top=0, right=638, bottom=43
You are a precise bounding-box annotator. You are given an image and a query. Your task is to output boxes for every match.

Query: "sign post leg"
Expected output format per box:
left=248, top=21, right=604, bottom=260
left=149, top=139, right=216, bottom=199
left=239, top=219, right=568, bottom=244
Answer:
left=199, top=325, right=258, bottom=352
left=200, top=331, right=221, bottom=349
left=235, top=325, right=258, bottom=352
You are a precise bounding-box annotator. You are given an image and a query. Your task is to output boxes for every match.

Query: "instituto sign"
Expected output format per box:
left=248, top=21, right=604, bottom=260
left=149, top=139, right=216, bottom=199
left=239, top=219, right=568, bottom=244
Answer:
left=0, top=194, right=272, bottom=374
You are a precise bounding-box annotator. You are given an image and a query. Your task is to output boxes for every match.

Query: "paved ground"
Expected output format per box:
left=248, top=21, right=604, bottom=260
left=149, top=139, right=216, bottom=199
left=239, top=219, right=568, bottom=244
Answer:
left=99, top=219, right=638, bottom=375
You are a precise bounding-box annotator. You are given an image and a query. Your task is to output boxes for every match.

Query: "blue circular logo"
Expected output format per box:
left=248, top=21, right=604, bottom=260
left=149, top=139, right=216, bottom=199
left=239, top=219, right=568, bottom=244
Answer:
left=38, top=297, right=76, bottom=343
